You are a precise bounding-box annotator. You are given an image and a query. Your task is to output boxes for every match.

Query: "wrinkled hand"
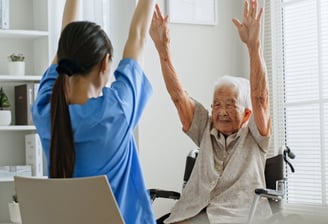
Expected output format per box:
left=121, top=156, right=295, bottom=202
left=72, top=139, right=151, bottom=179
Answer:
left=149, top=4, right=170, bottom=54
left=232, top=0, right=263, bottom=49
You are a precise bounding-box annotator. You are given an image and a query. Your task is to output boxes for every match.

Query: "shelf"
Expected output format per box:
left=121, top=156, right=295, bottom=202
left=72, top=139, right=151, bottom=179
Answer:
left=0, top=29, right=48, bottom=39
left=0, top=176, right=48, bottom=183
left=0, top=177, right=14, bottom=182
left=0, top=0, right=51, bottom=221
left=0, top=75, right=41, bottom=82
left=0, top=126, right=36, bottom=131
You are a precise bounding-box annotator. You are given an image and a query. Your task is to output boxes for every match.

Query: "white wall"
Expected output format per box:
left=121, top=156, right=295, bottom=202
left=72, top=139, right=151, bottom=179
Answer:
left=137, top=0, right=248, bottom=218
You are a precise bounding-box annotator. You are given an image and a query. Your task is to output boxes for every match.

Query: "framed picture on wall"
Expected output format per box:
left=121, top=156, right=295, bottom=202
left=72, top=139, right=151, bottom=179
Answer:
left=167, top=0, right=217, bottom=25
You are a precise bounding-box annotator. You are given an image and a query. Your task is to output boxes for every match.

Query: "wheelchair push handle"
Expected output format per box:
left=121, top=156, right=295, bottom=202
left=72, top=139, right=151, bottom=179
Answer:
left=283, top=145, right=295, bottom=173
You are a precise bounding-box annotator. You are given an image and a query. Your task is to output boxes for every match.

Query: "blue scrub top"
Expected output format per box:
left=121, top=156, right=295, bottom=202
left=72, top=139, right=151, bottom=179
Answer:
left=32, top=59, right=156, bottom=224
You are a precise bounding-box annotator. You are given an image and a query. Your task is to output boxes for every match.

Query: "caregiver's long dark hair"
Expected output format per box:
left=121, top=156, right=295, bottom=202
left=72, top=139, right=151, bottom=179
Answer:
left=50, top=21, right=113, bottom=178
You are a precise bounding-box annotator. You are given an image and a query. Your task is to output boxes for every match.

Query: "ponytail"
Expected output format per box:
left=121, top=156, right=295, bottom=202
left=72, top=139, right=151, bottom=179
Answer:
left=50, top=63, right=77, bottom=178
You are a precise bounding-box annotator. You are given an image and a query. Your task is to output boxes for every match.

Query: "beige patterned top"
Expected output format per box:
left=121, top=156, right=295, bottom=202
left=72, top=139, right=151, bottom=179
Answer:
left=164, top=101, right=272, bottom=224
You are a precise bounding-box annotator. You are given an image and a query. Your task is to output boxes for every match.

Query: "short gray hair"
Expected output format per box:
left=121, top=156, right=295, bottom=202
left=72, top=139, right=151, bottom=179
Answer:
left=213, top=75, right=252, bottom=109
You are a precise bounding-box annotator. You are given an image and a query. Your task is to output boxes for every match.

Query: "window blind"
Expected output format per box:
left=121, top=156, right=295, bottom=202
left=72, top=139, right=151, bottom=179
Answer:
left=282, top=0, right=328, bottom=207
left=82, top=0, right=110, bottom=34
left=266, top=0, right=328, bottom=211
left=263, top=0, right=285, bottom=158
left=49, top=0, right=111, bottom=58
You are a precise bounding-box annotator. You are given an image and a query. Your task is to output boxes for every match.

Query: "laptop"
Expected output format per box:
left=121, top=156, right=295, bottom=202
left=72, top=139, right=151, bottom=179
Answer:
left=14, top=175, right=125, bottom=224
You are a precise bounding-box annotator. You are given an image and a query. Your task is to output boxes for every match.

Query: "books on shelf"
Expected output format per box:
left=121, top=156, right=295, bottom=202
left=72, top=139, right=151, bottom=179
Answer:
left=14, top=83, right=39, bottom=125
left=25, top=133, right=43, bottom=177
left=0, top=0, right=9, bottom=29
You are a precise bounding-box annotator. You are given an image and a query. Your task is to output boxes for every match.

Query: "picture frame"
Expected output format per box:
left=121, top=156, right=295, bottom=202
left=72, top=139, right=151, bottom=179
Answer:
left=166, top=0, right=217, bottom=26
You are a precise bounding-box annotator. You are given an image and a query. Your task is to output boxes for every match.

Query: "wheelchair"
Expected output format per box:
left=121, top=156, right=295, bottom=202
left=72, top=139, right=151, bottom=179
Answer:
left=149, top=147, right=295, bottom=224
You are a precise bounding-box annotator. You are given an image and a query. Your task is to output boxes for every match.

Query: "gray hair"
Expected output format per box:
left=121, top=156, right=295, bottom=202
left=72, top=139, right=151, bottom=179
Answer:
left=213, top=75, right=252, bottom=109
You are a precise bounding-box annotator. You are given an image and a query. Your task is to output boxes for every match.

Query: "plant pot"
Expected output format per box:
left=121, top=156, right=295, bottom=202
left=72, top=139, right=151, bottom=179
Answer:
left=0, top=110, right=11, bottom=125
left=8, top=61, right=25, bottom=76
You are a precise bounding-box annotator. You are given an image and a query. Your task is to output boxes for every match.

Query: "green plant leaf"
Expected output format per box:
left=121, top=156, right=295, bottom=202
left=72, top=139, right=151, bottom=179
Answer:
left=8, top=53, right=25, bottom=62
left=0, top=87, right=10, bottom=109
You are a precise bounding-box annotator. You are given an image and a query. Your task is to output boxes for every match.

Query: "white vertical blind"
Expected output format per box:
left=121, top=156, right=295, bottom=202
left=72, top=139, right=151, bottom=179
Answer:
left=263, top=0, right=285, bottom=158
left=285, top=104, right=322, bottom=204
left=49, top=1, right=111, bottom=58
left=265, top=0, right=328, bottom=210
left=322, top=0, right=328, bottom=207
left=325, top=104, right=328, bottom=204
left=282, top=0, right=328, bottom=207
left=323, top=0, right=328, bottom=100
left=82, top=0, right=110, bottom=34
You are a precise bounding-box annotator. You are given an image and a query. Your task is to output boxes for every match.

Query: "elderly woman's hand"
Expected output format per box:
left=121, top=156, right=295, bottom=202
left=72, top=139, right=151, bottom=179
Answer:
left=232, top=0, right=263, bottom=49
left=149, top=4, right=170, bottom=57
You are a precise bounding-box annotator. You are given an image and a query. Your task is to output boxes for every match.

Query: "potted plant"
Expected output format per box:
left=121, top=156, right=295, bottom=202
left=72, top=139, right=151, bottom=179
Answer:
left=0, top=87, right=11, bottom=125
left=8, top=53, right=25, bottom=76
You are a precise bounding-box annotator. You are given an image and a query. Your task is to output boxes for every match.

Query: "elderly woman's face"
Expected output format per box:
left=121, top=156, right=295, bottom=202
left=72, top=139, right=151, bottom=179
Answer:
left=211, top=85, right=248, bottom=136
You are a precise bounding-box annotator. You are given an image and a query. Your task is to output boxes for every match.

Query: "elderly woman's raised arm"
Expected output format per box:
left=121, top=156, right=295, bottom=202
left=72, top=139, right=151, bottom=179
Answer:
left=232, top=0, right=270, bottom=136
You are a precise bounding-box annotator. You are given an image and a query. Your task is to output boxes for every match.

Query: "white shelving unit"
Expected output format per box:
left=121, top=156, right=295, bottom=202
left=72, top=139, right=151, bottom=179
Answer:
left=0, top=126, right=36, bottom=131
left=0, top=177, right=18, bottom=183
left=0, top=29, right=48, bottom=38
left=0, top=0, right=51, bottom=222
left=0, top=75, right=41, bottom=82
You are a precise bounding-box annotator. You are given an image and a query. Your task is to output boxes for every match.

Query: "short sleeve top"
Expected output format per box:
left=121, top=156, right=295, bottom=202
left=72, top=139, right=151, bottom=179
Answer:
left=32, top=58, right=156, bottom=224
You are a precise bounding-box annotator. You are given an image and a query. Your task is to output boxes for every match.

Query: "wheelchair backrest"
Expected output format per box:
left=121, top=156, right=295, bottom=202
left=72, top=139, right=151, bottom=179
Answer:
left=182, top=149, right=199, bottom=189
left=264, top=154, right=285, bottom=213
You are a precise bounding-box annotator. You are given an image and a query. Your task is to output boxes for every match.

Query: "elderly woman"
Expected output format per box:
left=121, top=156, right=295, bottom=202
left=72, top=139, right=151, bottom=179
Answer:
left=150, top=0, right=271, bottom=223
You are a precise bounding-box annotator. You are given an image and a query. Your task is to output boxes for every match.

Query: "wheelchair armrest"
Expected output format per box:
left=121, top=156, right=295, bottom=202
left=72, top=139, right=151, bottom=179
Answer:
left=255, top=188, right=284, bottom=200
left=149, top=189, right=180, bottom=202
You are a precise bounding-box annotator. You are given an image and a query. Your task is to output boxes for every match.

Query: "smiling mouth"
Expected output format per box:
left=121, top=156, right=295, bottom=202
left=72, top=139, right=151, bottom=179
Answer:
left=218, top=116, right=230, bottom=122
left=218, top=120, right=231, bottom=124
